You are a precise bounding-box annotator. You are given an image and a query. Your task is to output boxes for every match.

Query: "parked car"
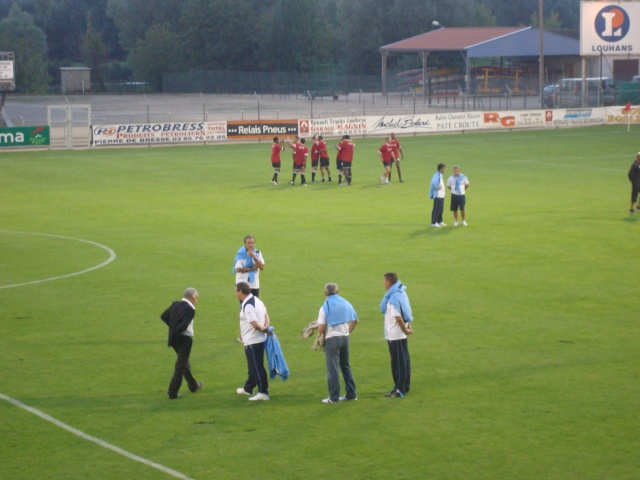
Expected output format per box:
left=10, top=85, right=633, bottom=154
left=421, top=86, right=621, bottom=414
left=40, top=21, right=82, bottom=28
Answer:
left=543, top=84, right=558, bottom=108
left=557, top=77, right=617, bottom=107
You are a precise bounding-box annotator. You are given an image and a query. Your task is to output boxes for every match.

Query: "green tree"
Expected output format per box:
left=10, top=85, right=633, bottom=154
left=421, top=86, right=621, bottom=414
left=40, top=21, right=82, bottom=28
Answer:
left=531, top=10, right=562, bottom=29
left=106, top=0, right=185, bottom=53
left=128, top=23, right=183, bottom=92
left=0, top=3, right=50, bottom=93
left=180, top=0, right=260, bottom=71
left=80, top=12, right=107, bottom=91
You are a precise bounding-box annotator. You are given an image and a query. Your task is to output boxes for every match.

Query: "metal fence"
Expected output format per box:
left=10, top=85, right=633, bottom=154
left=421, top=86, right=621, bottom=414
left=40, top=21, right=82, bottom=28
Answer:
left=2, top=90, right=545, bottom=128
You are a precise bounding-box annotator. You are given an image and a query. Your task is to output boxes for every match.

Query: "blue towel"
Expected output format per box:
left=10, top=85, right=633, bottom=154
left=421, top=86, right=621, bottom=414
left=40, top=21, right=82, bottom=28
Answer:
left=322, top=294, right=358, bottom=327
left=380, top=281, right=413, bottom=322
left=429, top=172, right=441, bottom=199
left=265, top=327, right=290, bottom=381
left=232, top=247, right=256, bottom=284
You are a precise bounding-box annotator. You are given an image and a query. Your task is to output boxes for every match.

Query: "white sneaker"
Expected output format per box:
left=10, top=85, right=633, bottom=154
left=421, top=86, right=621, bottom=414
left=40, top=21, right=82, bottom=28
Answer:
left=379, top=176, right=385, bottom=184
left=462, top=221, right=468, bottom=226
left=431, top=223, right=441, bottom=228
left=339, top=395, right=357, bottom=401
left=453, top=221, right=458, bottom=226
left=236, top=388, right=251, bottom=395
left=439, top=223, right=447, bottom=227
left=322, top=397, right=335, bottom=403
left=248, top=392, right=270, bottom=401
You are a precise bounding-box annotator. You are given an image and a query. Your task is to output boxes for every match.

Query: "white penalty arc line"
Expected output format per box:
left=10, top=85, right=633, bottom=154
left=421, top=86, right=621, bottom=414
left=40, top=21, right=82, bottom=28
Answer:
left=0, top=230, right=117, bottom=290
left=0, top=393, right=194, bottom=480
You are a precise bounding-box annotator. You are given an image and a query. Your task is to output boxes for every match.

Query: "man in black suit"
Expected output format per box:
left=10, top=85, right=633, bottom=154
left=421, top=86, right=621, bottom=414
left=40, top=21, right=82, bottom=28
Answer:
left=161, top=287, right=203, bottom=399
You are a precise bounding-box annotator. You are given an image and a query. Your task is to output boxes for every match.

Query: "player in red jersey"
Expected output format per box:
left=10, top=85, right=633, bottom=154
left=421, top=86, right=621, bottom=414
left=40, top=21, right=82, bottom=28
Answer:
left=317, top=135, right=332, bottom=182
left=310, top=135, right=321, bottom=182
left=389, top=132, right=404, bottom=183
left=270, top=136, right=284, bottom=184
left=337, top=135, right=355, bottom=186
left=378, top=136, right=394, bottom=184
left=288, top=137, right=308, bottom=186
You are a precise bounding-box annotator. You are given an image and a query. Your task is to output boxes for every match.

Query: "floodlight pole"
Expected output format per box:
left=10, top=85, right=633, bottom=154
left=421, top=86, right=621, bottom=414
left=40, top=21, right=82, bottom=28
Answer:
left=539, top=0, right=545, bottom=108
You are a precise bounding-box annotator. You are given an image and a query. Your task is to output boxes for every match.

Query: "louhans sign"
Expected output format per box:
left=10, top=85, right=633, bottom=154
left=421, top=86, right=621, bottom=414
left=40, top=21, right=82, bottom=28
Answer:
left=0, top=126, right=50, bottom=148
left=580, top=1, right=640, bottom=55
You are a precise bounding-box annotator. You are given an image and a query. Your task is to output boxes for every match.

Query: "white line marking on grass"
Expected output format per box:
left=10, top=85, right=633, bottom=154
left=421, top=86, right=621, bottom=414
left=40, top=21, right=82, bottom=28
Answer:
left=0, top=393, right=195, bottom=480
left=513, top=159, right=622, bottom=173
left=0, top=231, right=116, bottom=290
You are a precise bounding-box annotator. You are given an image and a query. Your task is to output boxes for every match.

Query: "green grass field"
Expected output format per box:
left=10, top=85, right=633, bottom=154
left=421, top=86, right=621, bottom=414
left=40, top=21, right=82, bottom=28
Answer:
left=1, top=126, right=639, bottom=479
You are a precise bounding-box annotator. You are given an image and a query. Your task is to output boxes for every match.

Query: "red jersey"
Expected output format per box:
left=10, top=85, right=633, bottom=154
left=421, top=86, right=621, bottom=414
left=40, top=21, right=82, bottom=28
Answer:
left=294, top=143, right=308, bottom=165
left=390, top=139, right=401, bottom=158
left=379, top=143, right=393, bottom=162
left=318, top=140, right=328, bottom=158
left=271, top=143, right=283, bottom=163
left=338, top=140, right=354, bottom=162
left=311, top=142, right=320, bottom=161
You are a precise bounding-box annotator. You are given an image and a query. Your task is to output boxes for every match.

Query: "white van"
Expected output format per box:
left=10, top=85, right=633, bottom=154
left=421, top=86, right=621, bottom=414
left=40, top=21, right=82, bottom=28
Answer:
left=557, top=77, right=617, bottom=107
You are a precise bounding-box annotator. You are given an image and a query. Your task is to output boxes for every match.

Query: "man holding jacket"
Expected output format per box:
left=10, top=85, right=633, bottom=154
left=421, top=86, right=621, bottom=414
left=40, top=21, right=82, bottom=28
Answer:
left=161, top=287, right=203, bottom=400
left=380, top=273, right=413, bottom=398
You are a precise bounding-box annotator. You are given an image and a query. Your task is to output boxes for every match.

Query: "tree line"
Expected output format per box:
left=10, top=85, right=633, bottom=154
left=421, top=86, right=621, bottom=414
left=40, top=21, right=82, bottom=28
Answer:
left=0, top=0, right=581, bottom=93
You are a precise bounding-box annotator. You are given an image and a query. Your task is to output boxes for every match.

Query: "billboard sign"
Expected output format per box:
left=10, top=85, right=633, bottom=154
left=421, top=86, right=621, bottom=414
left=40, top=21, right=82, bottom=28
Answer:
left=580, top=1, right=640, bottom=55
left=0, top=126, right=50, bottom=148
left=92, top=122, right=227, bottom=146
left=0, top=60, right=14, bottom=80
left=226, top=120, right=298, bottom=140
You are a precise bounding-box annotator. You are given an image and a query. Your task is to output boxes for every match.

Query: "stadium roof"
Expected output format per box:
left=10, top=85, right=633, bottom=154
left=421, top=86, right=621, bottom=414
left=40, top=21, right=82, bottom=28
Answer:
left=380, top=27, right=579, bottom=57
left=380, top=27, right=580, bottom=94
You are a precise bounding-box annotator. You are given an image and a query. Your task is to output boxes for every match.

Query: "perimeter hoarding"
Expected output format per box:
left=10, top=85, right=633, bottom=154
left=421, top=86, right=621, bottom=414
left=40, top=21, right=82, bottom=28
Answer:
left=298, top=117, right=367, bottom=137
left=0, top=126, right=49, bottom=148
left=226, top=120, right=297, bottom=140
left=92, top=122, right=227, bottom=146
left=580, top=1, right=640, bottom=55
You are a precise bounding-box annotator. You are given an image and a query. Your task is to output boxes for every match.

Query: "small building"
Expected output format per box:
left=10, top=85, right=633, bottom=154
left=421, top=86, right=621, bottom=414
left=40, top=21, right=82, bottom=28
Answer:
left=60, top=67, right=91, bottom=94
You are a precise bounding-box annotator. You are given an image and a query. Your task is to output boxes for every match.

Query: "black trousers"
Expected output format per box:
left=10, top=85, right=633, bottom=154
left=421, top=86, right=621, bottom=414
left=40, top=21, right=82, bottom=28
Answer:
left=243, top=342, right=269, bottom=394
left=431, top=197, right=444, bottom=224
left=168, top=335, right=198, bottom=397
left=388, top=338, right=411, bottom=394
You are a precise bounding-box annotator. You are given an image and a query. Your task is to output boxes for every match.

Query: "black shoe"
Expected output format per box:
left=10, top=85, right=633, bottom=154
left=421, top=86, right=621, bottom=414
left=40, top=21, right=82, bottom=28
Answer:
left=388, top=389, right=405, bottom=398
left=384, top=389, right=396, bottom=397
left=190, top=381, right=203, bottom=393
left=630, top=209, right=635, bottom=213
left=168, top=394, right=183, bottom=400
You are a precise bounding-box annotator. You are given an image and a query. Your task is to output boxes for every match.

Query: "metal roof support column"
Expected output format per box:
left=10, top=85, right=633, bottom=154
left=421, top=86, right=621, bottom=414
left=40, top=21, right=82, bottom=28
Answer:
left=381, top=51, right=388, bottom=96
left=420, top=51, right=429, bottom=104
left=461, top=51, right=470, bottom=96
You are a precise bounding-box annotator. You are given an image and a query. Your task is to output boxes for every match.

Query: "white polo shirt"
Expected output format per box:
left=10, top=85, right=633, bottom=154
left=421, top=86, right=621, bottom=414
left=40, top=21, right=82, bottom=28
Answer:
left=239, top=294, right=267, bottom=346
left=317, top=307, right=350, bottom=339
left=235, top=251, right=264, bottom=289
left=446, top=174, right=469, bottom=196
left=384, top=303, right=407, bottom=341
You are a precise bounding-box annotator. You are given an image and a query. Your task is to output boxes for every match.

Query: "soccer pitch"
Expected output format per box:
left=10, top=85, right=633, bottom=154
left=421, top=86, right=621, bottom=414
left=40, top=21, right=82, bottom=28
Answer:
left=1, top=126, right=638, bottom=479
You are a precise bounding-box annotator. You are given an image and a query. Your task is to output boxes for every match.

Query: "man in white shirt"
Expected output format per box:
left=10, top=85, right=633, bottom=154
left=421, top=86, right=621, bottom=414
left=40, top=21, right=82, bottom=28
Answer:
left=380, top=273, right=413, bottom=398
left=429, top=163, right=447, bottom=227
left=317, top=283, right=359, bottom=403
left=446, top=166, right=470, bottom=226
left=233, top=235, right=265, bottom=297
left=235, top=282, right=271, bottom=401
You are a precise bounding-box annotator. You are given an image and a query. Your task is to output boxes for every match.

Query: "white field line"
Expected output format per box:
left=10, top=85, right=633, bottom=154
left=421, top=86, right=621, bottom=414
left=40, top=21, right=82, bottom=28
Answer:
left=0, top=393, right=194, bottom=480
left=0, top=231, right=116, bottom=290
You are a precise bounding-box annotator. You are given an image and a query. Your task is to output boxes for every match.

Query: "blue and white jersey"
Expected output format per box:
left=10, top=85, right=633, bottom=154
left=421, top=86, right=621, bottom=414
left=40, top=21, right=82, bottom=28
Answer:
left=240, top=294, right=267, bottom=346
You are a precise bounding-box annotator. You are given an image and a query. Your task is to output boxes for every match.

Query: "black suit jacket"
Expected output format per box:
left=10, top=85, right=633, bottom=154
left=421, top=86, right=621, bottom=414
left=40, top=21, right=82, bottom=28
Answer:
left=160, top=300, right=195, bottom=347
